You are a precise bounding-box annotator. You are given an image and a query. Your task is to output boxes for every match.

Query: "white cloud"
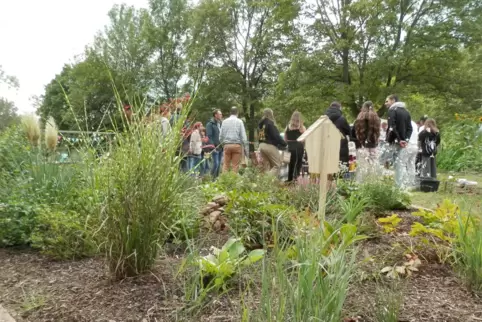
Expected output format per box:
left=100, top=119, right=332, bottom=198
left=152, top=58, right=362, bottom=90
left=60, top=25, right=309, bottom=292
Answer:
left=0, top=0, right=148, bottom=114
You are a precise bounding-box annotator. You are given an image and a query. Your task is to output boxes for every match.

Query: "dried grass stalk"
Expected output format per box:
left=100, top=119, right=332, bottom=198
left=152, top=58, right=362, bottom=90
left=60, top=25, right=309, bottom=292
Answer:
left=45, top=117, right=58, bottom=152
left=22, top=114, right=41, bottom=146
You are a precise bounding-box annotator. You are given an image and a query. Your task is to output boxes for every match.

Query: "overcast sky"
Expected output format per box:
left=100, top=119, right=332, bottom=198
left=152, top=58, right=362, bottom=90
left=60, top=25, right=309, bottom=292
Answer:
left=0, top=0, right=148, bottom=114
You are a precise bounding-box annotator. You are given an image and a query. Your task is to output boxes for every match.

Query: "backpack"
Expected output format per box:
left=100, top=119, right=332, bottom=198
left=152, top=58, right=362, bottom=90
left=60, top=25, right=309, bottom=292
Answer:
left=424, top=134, right=437, bottom=156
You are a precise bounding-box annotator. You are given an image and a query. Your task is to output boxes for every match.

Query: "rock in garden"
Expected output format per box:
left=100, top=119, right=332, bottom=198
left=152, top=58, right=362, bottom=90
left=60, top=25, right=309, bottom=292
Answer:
left=209, top=211, right=222, bottom=223
left=213, top=220, right=222, bottom=231
left=212, top=195, right=228, bottom=206
left=201, top=202, right=220, bottom=215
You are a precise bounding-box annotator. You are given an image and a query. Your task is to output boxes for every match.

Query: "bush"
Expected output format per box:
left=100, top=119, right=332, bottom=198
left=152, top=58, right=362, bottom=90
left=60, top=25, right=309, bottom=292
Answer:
left=437, top=120, right=482, bottom=172
left=30, top=208, right=97, bottom=259
left=225, top=190, right=295, bottom=248
left=358, top=179, right=411, bottom=213
left=0, top=199, right=41, bottom=247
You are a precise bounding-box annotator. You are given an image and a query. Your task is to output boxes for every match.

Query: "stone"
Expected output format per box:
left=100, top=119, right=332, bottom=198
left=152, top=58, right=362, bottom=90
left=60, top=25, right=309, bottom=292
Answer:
left=201, top=202, right=219, bottom=215
left=218, top=207, right=225, bottom=213
left=212, top=195, right=228, bottom=206
left=0, top=305, right=15, bottom=322
left=209, top=211, right=222, bottom=224
left=213, top=220, right=222, bottom=231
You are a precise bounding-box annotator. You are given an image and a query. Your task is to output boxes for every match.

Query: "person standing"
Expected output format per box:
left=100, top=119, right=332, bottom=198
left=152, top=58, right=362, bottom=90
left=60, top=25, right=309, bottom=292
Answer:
left=418, top=119, right=441, bottom=179
left=258, top=108, right=287, bottom=176
left=160, top=107, right=171, bottom=137
left=188, top=122, right=203, bottom=175
left=325, top=101, right=351, bottom=171
left=284, top=111, right=306, bottom=183
left=219, top=107, right=249, bottom=173
left=406, top=119, right=419, bottom=187
left=385, top=94, right=413, bottom=188
left=206, top=109, right=223, bottom=178
left=352, top=101, right=381, bottom=182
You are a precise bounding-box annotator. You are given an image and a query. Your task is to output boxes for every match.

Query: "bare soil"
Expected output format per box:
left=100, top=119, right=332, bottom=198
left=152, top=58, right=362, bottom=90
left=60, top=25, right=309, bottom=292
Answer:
left=1, top=211, right=482, bottom=322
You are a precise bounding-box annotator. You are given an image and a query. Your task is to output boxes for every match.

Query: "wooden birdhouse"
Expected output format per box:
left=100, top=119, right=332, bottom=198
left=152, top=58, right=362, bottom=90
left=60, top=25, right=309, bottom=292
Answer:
left=297, top=115, right=344, bottom=222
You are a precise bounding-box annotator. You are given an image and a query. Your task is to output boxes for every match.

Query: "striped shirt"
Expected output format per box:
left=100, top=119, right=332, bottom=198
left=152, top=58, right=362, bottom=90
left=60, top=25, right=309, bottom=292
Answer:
left=219, top=115, right=249, bottom=155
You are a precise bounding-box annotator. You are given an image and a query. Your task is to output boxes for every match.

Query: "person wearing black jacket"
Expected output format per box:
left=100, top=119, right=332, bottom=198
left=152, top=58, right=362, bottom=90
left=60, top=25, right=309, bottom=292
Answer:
left=258, top=108, right=287, bottom=175
left=385, top=94, right=413, bottom=188
left=325, top=102, right=351, bottom=169
left=206, top=109, right=223, bottom=178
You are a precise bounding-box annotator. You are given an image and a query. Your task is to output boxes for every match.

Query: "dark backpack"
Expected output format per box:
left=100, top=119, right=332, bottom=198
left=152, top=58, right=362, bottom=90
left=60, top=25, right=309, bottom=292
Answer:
left=424, top=134, right=438, bottom=156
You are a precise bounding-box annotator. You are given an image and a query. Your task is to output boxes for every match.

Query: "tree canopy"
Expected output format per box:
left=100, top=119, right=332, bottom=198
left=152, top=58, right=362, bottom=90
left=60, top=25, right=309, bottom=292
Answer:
left=37, top=0, right=482, bottom=133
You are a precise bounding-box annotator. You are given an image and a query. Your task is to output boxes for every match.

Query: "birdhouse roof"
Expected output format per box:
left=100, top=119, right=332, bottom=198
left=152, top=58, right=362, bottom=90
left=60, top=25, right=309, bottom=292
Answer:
left=297, top=115, right=344, bottom=142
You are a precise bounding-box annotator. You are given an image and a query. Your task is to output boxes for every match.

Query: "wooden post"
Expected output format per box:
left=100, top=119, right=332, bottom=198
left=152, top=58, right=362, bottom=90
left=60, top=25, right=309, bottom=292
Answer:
left=317, top=126, right=328, bottom=223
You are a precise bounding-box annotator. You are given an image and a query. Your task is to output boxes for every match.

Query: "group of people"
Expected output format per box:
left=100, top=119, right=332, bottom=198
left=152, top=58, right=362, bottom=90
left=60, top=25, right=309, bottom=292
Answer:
left=348, top=95, right=441, bottom=189
left=126, top=93, right=442, bottom=188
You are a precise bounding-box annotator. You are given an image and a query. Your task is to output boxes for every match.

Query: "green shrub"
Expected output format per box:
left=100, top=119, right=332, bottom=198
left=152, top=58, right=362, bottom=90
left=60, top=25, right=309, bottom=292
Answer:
left=0, top=200, right=41, bottom=247
left=225, top=191, right=295, bottom=248
left=30, top=208, right=97, bottom=259
left=358, top=180, right=411, bottom=212
left=437, top=120, right=482, bottom=172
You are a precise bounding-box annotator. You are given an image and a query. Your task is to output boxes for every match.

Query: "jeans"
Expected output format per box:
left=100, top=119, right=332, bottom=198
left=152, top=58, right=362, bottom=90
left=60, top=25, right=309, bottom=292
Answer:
left=211, top=150, right=223, bottom=178
left=188, top=155, right=202, bottom=174
left=393, top=145, right=410, bottom=188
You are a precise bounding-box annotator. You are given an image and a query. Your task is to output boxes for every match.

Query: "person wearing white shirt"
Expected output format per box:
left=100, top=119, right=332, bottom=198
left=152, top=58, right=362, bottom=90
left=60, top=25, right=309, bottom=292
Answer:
left=406, top=120, right=419, bottom=188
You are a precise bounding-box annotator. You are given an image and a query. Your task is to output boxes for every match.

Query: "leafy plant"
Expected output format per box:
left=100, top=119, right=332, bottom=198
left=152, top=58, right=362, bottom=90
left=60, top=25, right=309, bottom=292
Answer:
left=378, top=214, right=402, bottom=233
left=225, top=190, right=295, bottom=248
left=30, top=208, right=97, bottom=259
left=253, top=222, right=359, bottom=322
left=0, top=199, right=42, bottom=247
left=454, top=213, right=482, bottom=293
left=358, top=180, right=411, bottom=213
left=409, top=200, right=468, bottom=263
left=198, top=238, right=265, bottom=291
left=339, top=193, right=369, bottom=224
left=381, top=254, right=421, bottom=279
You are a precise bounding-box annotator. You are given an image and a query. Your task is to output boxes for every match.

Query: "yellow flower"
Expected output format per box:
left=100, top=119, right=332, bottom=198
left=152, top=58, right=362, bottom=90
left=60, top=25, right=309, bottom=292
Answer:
left=479, top=116, right=482, bottom=122
left=455, top=113, right=460, bottom=120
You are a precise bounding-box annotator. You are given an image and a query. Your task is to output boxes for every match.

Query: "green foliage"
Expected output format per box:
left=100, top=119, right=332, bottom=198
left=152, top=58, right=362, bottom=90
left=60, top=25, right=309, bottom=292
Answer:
left=197, top=238, right=265, bottom=291
left=30, top=208, right=97, bottom=260
left=338, top=193, right=369, bottom=224
left=95, top=108, right=191, bottom=278
left=358, top=179, right=411, bottom=213
left=253, top=222, right=359, bottom=322
left=0, top=98, right=19, bottom=132
left=225, top=190, right=295, bottom=248
left=378, top=214, right=402, bottom=234
left=0, top=200, right=41, bottom=247
left=437, top=120, right=482, bottom=172
left=455, top=214, right=482, bottom=293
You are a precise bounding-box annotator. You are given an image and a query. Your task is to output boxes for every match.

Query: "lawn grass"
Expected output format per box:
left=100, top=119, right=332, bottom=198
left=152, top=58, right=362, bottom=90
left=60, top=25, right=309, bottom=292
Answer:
left=411, top=171, right=481, bottom=213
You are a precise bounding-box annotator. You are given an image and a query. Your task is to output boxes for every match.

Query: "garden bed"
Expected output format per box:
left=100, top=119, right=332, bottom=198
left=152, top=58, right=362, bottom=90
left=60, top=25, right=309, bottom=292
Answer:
left=2, top=210, right=482, bottom=322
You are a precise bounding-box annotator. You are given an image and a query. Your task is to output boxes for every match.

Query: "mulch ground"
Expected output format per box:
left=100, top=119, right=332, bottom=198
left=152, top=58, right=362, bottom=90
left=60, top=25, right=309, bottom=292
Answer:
left=1, top=212, right=482, bottom=322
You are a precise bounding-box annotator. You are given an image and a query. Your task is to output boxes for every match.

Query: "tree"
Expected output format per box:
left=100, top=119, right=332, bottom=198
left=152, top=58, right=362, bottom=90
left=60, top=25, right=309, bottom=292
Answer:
left=188, top=0, right=300, bottom=145
left=0, top=98, right=19, bottom=131
left=0, top=65, right=19, bottom=90
left=144, top=0, right=189, bottom=100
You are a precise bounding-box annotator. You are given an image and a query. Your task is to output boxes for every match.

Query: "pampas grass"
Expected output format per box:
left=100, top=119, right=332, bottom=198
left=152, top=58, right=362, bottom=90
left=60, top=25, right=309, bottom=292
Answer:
left=21, top=114, right=41, bottom=147
left=45, top=117, right=58, bottom=152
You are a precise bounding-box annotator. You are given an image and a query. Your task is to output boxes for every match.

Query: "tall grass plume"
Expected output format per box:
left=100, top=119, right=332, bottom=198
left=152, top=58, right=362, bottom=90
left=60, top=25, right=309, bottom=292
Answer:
left=21, top=114, right=41, bottom=147
left=45, top=117, right=58, bottom=152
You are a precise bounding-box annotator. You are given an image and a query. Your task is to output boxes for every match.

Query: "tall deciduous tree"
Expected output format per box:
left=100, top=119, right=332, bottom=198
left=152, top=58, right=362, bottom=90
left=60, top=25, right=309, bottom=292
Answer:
left=188, top=0, right=300, bottom=144
left=0, top=98, right=19, bottom=131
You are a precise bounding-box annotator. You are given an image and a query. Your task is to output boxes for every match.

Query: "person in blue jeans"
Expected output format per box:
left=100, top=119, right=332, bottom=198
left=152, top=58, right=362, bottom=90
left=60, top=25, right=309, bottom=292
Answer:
left=206, top=109, right=223, bottom=178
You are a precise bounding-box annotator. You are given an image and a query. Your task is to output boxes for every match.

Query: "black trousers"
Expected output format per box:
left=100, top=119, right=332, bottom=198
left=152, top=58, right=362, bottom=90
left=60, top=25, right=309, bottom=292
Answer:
left=288, top=149, right=304, bottom=182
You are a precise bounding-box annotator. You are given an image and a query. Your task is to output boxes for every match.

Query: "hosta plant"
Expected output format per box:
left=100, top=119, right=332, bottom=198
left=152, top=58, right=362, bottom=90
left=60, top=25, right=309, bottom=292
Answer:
left=198, top=238, right=265, bottom=291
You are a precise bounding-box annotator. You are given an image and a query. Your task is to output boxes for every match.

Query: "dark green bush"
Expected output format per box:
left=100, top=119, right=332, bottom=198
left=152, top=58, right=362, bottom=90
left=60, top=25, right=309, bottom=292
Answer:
left=0, top=200, right=41, bottom=247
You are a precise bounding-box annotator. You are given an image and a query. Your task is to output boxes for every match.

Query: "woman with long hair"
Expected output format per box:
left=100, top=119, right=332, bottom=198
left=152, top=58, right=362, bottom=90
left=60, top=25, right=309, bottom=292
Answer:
left=258, top=108, right=287, bottom=175
left=284, top=111, right=306, bottom=182
left=352, top=101, right=381, bottom=182
left=418, top=118, right=441, bottom=178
